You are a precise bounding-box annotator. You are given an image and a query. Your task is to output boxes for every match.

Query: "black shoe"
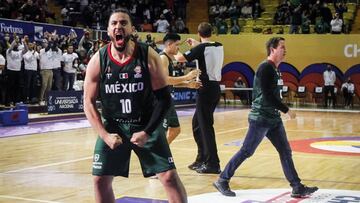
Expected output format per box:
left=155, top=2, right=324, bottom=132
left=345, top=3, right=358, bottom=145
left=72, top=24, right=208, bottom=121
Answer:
left=291, top=185, right=318, bottom=198
left=196, top=164, right=221, bottom=174
left=188, top=161, right=203, bottom=170
left=213, top=180, right=236, bottom=197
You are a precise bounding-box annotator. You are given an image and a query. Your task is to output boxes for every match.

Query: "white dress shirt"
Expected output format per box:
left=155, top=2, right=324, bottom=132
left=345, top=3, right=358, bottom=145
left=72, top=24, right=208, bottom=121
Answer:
left=6, top=49, right=23, bottom=71
left=323, top=70, right=336, bottom=86
left=23, top=50, right=39, bottom=71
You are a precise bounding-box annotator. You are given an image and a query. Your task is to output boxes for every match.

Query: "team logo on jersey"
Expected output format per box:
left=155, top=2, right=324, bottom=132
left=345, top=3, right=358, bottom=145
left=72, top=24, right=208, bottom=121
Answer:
left=105, top=66, right=112, bottom=79
left=134, top=66, right=142, bottom=78
left=94, top=154, right=100, bottom=162
left=119, top=72, right=129, bottom=79
left=93, top=154, right=103, bottom=169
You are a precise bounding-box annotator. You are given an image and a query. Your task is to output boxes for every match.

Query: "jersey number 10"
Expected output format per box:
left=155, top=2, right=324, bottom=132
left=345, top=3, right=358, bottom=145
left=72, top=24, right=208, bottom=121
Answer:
left=120, top=99, right=132, bottom=114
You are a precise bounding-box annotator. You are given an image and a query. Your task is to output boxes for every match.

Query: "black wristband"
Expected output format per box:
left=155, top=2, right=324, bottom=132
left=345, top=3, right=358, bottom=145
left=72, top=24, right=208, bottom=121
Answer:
left=144, top=86, right=171, bottom=135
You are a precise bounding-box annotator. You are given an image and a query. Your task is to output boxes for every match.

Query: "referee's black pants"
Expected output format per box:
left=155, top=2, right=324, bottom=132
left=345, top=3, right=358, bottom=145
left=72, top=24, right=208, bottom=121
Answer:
left=192, top=81, right=221, bottom=167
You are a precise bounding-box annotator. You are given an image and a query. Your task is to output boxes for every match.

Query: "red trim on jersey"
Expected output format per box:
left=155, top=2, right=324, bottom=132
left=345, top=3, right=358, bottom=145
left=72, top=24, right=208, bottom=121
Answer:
left=107, top=42, right=137, bottom=66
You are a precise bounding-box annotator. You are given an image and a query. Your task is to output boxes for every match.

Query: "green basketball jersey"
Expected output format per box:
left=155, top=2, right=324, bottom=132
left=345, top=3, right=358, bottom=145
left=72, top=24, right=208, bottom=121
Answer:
left=160, top=52, right=176, bottom=77
left=98, top=42, right=154, bottom=125
left=249, top=60, right=287, bottom=124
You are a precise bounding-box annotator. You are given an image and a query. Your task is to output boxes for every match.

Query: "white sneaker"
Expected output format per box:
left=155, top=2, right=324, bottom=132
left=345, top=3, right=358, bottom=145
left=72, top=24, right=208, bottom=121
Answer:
left=39, top=101, right=46, bottom=106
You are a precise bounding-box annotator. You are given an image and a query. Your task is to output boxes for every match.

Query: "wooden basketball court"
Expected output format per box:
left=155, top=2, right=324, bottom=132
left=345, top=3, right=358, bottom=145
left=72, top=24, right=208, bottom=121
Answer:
left=1, top=107, right=359, bottom=202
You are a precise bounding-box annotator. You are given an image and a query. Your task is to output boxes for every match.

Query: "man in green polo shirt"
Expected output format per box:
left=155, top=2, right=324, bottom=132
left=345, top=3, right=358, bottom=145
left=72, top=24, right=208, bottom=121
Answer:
left=213, top=37, right=318, bottom=198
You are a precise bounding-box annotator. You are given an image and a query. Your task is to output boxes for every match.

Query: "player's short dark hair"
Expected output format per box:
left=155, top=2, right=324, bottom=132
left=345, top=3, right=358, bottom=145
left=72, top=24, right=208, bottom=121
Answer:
left=198, top=22, right=212, bottom=38
left=163, top=33, right=181, bottom=43
left=108, top=7, right=133, bottom=25
left=266, top=37, right=285, bottom=56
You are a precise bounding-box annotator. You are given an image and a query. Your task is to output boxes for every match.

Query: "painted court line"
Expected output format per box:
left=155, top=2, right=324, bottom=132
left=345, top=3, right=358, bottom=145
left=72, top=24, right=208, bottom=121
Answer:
left=0, top=195, right=61, bottom=203
left=3, top=156, right=92, bottom=174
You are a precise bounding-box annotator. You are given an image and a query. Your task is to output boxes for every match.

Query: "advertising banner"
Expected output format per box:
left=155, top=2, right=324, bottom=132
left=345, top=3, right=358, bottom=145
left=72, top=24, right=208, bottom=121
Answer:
left=47, top=91, right=83, bottom=114
left=172, top=88, right=197, bottom=105
left=0, top=18, right=84, bottom=42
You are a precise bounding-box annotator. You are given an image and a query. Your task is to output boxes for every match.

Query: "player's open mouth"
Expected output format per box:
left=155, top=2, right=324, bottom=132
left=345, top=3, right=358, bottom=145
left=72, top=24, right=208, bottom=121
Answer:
left=115, top=33, right=124, bottom=46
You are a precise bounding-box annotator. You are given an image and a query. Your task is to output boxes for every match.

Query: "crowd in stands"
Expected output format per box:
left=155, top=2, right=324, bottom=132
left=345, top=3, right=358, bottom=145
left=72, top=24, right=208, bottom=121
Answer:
left=0, top=0, right=55, bottom=23
left=58, top=0, right=189, bottom=33
left=0, top=29, right=185, bottom=107
left=208, top=0, right=353, bottom=34
left=0, top=30, right=101, bottom=106
left=0, top=0, right=190, bottom=107
left=0, top=0, right=189, bottom=34
left=273, top=0, right=348, bottom=34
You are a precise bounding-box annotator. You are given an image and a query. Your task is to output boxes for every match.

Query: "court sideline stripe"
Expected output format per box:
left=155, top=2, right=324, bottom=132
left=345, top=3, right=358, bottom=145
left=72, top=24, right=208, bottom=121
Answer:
left=0, top=195, right=61, bottom=203
left=2, top=156, right=92, bottom=174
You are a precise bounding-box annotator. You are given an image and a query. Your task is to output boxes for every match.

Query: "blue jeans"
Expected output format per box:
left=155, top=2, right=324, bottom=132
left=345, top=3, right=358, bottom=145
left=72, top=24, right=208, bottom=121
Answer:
left=220, top=118, right=302, bottom=188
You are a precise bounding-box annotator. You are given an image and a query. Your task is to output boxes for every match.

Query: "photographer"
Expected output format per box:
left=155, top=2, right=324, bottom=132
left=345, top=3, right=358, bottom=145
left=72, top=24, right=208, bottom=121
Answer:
left=330, top=12, right=343, bottom=34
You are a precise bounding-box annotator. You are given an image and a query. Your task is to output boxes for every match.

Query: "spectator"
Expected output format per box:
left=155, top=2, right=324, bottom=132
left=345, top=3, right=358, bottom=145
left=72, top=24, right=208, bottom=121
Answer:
left=23, top=42, right=40, bottom=103
left=3, top=33, right=11, bottom=51
left=49, top=40, right=63, bottom=91
left=230, top=19, right=240, bottom=34
left=341, top=77, right=355, bottom=108
left=241, top=2, right=253, bottom=18
left=334, top=2, right=347, bottom=19
left=175, top=17, right=186, bottom=33
left=320, top=3, right=333, bottom=27
left=330, top=12, right=343, bottom=34
left=78, top=30, right=93, bottom=54
left=232, top=76, right=248, bottom=104
left=154, top=14, right=170, bottom=33
left=252, top=2, right=264, bottom=19
left=228, top=1, right=239, bottom=21
left=87, top=40, right=100, bottom=59
left=216, top=17, right=228, bottom=34
left=301, top=10, right=311, bottom=34
left=19, top=0, right=40, bottom=21
left=0, top=0, right=12, bottom=19
left=314, top=16, right=330, bottom=34
left=6, top=36, right=28, bottom=106
left=62, top=45, right=79, bottom=91
left=323, top=64, right=336, bottom=108
left=0, top=51, right=5, bottom=105
left=39, top=40, right=54, bottom=105
left=289, top=4, right=302, bottom=34
left=141, top=19, right=154, bottom=32
left=209, top=4, right=221, bottom=23
left=219, top=4, right=228, bottom=18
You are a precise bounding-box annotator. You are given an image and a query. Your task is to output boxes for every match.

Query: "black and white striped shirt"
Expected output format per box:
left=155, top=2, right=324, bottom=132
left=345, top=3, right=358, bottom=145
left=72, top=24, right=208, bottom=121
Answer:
left=183, top=42, right=224, bottom=85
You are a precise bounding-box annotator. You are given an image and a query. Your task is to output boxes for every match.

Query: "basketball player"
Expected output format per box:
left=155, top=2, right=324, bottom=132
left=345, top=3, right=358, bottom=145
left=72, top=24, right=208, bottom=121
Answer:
left=160, top=33, right=201, bottom=144
left=213, top=37, right=318, bottom=198
left=175, top=22, right=224, bottom=174
left=83, top=8, right=187, bottom=203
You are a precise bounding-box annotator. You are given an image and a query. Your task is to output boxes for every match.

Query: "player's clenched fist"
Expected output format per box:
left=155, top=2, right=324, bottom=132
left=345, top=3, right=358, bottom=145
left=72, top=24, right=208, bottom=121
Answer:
left=105, top=134, right=123, bottom=149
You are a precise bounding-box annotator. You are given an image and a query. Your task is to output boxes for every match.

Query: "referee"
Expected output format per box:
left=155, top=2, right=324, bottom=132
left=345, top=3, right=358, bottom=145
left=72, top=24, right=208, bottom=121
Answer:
left=175, top=22, right=224, bottom=174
